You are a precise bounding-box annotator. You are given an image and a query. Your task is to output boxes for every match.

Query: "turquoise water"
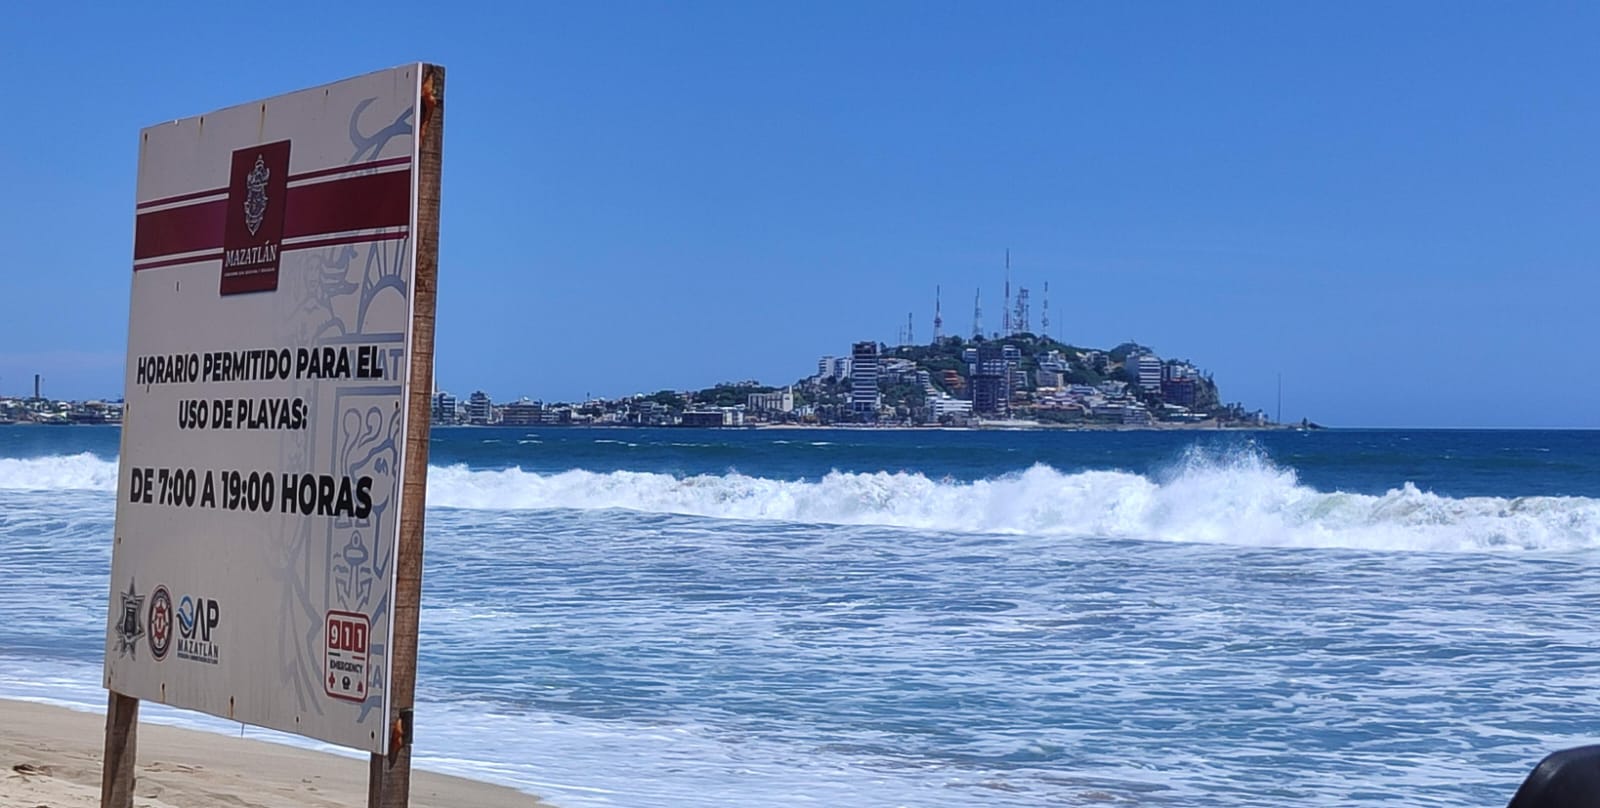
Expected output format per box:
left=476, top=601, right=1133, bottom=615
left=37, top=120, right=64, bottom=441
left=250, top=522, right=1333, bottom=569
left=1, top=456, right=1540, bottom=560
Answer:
left=2, top=425, right=1598, bottom=806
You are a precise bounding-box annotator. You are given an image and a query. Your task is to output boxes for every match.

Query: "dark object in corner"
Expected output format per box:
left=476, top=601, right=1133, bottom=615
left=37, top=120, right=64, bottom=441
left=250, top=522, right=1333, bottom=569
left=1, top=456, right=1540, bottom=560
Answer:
left=1508, top=746, right=1600, bottom=808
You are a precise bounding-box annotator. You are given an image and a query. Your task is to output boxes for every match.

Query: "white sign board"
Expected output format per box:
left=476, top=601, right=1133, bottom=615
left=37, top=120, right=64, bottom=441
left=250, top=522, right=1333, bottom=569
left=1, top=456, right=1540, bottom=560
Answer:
left=105, top=64, right=429, bottom=753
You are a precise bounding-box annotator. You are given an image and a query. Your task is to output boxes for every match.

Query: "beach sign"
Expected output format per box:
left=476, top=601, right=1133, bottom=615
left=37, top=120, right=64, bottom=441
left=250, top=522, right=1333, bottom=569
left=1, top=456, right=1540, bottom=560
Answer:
left=102, top=63, right=444, bottom=805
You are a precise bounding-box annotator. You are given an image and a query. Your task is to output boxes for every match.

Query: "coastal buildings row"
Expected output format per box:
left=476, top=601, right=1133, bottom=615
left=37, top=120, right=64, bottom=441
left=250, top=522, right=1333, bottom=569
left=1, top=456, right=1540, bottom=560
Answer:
left=0, top=395, right=122, bottom=425
left=0, top=376, right=123, bottom=424
left=431, top=388, right=781, bottom=428
left=422, top=333, right=1263, bottom=429
left=8, top=329, right=1262, bottom=431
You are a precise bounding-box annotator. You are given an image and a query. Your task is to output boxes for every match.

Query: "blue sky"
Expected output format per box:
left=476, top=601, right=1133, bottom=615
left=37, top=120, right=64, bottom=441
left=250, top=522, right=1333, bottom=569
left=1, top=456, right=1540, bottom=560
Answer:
left=3, top=3, right=1597, bottom=427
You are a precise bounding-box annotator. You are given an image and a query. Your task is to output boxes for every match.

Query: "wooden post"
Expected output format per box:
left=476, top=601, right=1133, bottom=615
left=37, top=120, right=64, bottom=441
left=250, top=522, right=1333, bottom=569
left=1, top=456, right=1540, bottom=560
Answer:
left=100, top=691, right=139, bottom=808
left=369, top=62, right=444, bottom=808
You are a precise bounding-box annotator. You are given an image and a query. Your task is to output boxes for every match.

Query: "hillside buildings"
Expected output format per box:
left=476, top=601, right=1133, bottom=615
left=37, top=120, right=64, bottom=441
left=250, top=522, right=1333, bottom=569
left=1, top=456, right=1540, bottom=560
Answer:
left=413, top=336, right=1246, bottom=429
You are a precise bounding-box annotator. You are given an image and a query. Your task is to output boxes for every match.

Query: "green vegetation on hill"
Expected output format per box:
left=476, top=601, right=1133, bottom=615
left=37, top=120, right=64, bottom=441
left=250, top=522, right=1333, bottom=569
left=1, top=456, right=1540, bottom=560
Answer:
left=694, top=382, right=776, bottom=409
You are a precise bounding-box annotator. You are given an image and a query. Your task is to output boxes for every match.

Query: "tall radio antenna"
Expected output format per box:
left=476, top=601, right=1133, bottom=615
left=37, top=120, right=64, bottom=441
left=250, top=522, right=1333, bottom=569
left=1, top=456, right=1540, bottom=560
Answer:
left=972, top=288, right=982, bottom=339
left=1041, top=281, right=1050, bottom=340
left=1002, top=249, right=1012, bottom=337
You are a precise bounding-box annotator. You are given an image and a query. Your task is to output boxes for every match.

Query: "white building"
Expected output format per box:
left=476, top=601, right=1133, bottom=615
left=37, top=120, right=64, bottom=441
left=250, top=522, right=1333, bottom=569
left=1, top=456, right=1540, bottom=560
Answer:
left=1130, top=353, right=1163, bottom=392
left=817, top=356, right=852, bottom=382
left=929, top=397, right=973, bottom=419
left=881, top=358, right=917, bottom=384
left=747, top=388, right=795, bottom=413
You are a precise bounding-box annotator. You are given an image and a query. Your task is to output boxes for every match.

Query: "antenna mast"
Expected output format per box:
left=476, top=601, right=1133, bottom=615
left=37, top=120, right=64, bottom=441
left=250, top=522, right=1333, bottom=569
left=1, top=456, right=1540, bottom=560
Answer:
left=1002, top=249, right=1012, bottom=337
left=1041, top=281, right=1050, bottom=341
left=933, top=285, right=944, bottom=341
left=973, top=288, right=982, bottom=339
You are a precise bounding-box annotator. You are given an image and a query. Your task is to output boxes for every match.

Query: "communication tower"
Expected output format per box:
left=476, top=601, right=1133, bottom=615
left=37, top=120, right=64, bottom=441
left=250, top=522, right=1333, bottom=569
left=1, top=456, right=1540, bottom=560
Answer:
left=933, top=285, right=944, bottom=341
left=1002, top=249, right=1012, bottom=337
left=972, top=288, right=983, bottom=339
left=1041, top=281, right=1050, bottom=340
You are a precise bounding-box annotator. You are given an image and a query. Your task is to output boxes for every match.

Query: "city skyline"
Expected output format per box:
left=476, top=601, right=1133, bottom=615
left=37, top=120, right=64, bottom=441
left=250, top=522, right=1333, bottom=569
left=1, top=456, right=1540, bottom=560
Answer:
left=414, top=335, right=1239, bottom=429
left=4, top=4, right=1599, bottom=428
left=1, top=330, right=1244, bottom=431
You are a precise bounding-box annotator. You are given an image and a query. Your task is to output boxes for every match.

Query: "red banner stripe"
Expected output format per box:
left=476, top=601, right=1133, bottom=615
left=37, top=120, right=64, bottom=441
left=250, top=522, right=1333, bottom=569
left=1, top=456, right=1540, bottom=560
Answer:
left=134, top=187, right=226, bottom=211
left=133, top=252, right=226, bottom=271
left=283, top=170, right=412, bottom=239
left=288, top=156, right=411, bottom=184
left=133, top=169, right=412, bottom=261
left=133, top=200, right=227, bottom=260
left=284, top=231, right=410, bottom=252
left=134, top=155, right=412, bottom=210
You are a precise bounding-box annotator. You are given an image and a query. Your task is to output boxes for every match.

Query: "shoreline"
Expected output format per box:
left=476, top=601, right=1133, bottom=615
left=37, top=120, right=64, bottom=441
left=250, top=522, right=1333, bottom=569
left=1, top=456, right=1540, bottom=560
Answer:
left=495, top=420, right=1310, bottom=432
left=2, top=419, right=1309, bottom=430
left=0, top=698, right=555, bottom=808
left=744, top=419, right=1306, bottom=431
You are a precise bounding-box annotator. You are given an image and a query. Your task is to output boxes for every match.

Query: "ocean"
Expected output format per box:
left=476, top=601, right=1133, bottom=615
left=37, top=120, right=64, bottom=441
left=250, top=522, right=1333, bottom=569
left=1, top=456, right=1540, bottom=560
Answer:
left=2, top=425, right=1598, bottom=807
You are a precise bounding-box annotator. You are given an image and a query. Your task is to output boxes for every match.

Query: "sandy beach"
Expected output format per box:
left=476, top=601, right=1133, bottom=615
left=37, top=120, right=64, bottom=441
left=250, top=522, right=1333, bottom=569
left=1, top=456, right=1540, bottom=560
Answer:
left=0, top=699, right=553, bottom=808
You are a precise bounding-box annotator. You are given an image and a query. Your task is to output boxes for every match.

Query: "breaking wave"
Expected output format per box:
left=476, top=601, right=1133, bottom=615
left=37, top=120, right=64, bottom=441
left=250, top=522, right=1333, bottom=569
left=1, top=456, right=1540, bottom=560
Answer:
left=5, top=451, right=1598, bottom=552
left=0, top=453, right=120, bottom=491
left=425, top=452, right=1600, bottom=552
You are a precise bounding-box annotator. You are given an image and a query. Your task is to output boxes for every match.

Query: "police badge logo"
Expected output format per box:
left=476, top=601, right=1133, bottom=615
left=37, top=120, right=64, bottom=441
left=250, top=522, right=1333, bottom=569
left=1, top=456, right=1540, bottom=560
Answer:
left=115, top=579, right=146, bottom=658
left=244, top=154, right=270, bottom=236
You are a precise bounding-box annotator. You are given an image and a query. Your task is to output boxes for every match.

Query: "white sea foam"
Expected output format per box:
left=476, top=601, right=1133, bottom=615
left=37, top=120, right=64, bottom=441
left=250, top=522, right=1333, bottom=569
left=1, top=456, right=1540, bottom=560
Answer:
left=427, top=449, right=1600, bottom=552
left=0, top=453, right=119, bottom=491
left=6, top=451, right=1597, bottom=551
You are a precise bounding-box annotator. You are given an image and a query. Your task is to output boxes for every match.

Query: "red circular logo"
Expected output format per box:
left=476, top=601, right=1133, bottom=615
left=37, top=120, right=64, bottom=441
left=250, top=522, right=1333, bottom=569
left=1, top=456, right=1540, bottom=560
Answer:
left=147, top=586, right=173, bottom=661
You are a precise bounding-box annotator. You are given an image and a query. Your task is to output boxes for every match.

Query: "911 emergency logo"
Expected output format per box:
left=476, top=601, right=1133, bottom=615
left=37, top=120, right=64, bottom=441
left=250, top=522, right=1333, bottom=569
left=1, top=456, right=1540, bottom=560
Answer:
left=324, top=611, right=370, bottom=702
